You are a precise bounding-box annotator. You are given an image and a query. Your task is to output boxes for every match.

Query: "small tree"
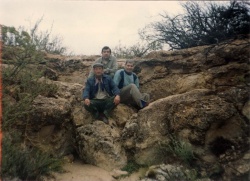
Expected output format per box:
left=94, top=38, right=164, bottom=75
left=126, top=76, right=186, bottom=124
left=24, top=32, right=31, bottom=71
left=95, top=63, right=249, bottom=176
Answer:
left=2, top=17, right=68, bottom=55
left=30, top=17, right=67, bottom=54
left=140, top=1, right=250, bottom=50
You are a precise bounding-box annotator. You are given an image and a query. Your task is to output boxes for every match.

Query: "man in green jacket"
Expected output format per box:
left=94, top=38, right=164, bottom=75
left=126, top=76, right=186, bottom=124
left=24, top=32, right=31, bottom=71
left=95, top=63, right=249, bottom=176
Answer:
left=88, top=46, right=118, bottom=78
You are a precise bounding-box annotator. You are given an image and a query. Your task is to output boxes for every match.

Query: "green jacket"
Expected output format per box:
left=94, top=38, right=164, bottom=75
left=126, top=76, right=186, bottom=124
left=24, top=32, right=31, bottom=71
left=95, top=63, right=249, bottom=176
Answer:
left=88, top=55, right=118, bottom=78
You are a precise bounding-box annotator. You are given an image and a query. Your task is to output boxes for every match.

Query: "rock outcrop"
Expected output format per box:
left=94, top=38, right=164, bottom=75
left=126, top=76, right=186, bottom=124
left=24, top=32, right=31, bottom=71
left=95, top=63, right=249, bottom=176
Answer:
left=20, top=36, right=249, bottom=179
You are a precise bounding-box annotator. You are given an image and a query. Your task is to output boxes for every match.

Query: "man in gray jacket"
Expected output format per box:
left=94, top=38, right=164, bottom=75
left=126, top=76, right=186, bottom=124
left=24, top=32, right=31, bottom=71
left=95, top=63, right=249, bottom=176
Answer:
left=88, top=46, right=118, bottom=78
left=113, top=59, right=150, bottom=109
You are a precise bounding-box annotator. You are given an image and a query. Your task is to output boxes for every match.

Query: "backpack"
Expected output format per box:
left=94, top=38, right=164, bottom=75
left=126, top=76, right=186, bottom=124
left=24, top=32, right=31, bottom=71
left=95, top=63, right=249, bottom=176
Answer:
left=118, top=70, right=137, bottom=89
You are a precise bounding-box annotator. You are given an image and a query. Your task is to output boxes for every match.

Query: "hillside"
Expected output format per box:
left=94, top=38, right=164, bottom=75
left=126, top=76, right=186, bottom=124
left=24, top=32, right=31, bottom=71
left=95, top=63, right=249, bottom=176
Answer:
left=2, top=35, right=250, bottom=181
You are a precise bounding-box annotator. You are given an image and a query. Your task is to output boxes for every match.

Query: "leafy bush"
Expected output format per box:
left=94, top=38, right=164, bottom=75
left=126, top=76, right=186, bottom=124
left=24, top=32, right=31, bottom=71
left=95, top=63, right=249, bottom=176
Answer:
left=2, top=63, right=58, bottom=131
left=1, top=22, right=61, bottom=180
left=1, top=134, right=63, bottom=180
left=140, top=1, right=250, bottom=50
left=2, top=81, right=58, bottom=131
left=2, top=17, right=68, bottom=55
left=2, top=23, right=58, bottom=131
left=2, top=64, right=60, bottom=181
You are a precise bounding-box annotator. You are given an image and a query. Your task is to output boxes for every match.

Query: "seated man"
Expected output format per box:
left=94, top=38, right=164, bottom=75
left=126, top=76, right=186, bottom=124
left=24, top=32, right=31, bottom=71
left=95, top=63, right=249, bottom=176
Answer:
left=88, top=46, right=118, bottom=78
left=83, top=63, right=120, bottom=124
left=113, top=59, right=150, bottom=109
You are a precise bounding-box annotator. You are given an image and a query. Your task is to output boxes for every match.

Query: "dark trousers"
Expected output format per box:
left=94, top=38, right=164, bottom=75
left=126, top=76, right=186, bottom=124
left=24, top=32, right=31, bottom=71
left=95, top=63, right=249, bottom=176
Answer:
left=84, top=96, right=116, bottom=119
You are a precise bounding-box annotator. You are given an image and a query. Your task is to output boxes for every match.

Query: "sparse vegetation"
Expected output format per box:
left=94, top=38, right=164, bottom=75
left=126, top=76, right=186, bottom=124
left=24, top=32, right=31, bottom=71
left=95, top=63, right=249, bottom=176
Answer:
left=139, top=1, right=250, bottom=50
left=169, top=137, right=195, bottom=165
left=236, top=75, right=247, bottom=83
left=121, top=160, right=146, bottom=174
left=160, top=135, right=196, bottom=166
left=113, top=41, right=162, bottom=58
left=1, top=22, right=61, bottom=180
left=1, top=134, right=63, bottom=180
left=2, top=17, right=68, bottom=55
left=2, top=46, right=58, bottom=131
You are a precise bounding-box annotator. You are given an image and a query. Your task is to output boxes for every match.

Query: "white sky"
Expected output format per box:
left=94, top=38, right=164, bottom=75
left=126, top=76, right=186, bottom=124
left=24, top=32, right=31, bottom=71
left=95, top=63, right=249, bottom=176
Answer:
left=0, top=0, right=184, bottom=55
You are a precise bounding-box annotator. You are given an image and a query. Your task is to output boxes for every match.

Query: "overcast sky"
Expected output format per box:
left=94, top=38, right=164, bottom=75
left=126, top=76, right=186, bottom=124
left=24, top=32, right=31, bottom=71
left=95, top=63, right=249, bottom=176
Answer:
left=0, top=0, right=184, bottom=55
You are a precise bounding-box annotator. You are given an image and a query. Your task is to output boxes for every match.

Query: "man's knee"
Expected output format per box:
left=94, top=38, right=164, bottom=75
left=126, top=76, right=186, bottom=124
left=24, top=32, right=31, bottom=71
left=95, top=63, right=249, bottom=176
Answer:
left=83, top=104, right=94, bottom=115
left=127, top=83, right=138, bottom=91
left=121, top=84, right=137, bottom=94
left=106, top=96, right=116, bottom=105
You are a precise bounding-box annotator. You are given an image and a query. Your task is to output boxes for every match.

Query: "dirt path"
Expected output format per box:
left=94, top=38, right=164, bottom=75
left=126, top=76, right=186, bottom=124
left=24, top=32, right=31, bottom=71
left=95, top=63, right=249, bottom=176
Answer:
left=51, top=160, right=115, bottom=181
left=50, top=160, right=145, bottom=181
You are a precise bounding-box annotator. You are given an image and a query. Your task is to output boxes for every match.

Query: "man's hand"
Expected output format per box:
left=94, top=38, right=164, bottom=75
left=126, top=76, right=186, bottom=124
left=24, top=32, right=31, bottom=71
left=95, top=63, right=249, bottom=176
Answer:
left=114, top=95, right=120, bottom=105
left=84, top=99, right=90, bottom=106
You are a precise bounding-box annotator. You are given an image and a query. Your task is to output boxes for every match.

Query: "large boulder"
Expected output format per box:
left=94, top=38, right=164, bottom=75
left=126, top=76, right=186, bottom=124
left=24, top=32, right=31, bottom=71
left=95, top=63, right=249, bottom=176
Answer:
left=27, top=95, right=74, bottom=157
left=76, top=121, right=127, bottom=171
left=136, top=39, right=249, bottom=103
left=73, top=104, right=136, bottom=171
left=129, top=89, right=248, bottom=165
left=32, top=95, right=72, bottom=124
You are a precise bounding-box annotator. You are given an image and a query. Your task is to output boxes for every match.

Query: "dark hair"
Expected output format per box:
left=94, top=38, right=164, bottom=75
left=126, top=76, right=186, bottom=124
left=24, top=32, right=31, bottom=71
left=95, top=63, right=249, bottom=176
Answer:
left=102, top=46, right=111, bottom=53
left=125, top=59, right=135, bottom=65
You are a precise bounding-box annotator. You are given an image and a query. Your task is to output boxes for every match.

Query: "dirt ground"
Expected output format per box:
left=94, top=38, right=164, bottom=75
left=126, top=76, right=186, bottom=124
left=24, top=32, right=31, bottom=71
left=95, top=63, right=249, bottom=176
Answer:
left=49, top=160, right=146, bottom=181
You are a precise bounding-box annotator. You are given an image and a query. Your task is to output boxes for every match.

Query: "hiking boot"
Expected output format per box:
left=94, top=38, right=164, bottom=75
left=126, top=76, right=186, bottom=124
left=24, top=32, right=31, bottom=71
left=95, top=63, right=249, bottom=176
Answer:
left=102, top=116, right=109, bottom=124
left=140, top=100, right=149, bottom=108
left=100, top=113, right=109, bottom=124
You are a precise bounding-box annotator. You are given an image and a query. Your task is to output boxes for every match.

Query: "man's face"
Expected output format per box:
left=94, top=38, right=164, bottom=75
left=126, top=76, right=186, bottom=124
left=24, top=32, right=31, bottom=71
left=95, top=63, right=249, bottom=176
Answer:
left=124, top=62, right=134, bottom=73
left=93, top=66, right=104, bottom=77
left=102, top=49, right=111, bottom=59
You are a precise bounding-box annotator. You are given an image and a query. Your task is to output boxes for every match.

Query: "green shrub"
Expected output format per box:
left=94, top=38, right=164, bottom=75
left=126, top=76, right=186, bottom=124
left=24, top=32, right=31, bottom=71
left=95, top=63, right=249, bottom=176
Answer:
left=140, top=1, right=250, bottom=50
left=2, top=66, right=58, bottom=130
left=2, top=20, right=68, bottom=55
left=122, top=160, right=145, bottom=174
left=1, top=134, right=63, bottom=180
left=1, top=23, right=63, bottom=181
left=163, top=135, right=196, bottom=166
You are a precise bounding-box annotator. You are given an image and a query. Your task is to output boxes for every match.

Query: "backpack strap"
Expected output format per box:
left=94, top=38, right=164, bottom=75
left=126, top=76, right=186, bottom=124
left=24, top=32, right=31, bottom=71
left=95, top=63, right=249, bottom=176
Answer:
left=118, top=70, right=137, bottom=89
left=118, top=70, right=124, bottom=89
left=133, top=73, right=137, bottom=82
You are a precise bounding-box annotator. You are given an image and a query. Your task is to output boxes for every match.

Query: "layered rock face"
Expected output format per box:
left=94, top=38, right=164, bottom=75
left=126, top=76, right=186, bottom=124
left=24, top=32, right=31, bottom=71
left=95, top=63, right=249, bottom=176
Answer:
left=23, top=37, right=249, bottom=179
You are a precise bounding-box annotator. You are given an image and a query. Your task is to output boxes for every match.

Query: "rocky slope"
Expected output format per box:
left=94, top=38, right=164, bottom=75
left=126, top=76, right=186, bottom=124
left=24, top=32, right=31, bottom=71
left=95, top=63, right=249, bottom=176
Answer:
left=12, top=36, right=249, bottom=180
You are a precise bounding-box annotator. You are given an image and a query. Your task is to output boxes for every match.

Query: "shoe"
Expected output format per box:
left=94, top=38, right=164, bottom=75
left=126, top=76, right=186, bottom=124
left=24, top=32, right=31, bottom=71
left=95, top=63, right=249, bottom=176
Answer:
left=100, top=113, right=109, bottom=124
left=95, top=113, right=101, bottom=120
left=102, top=116, right=109, bottom=124
left=140, top=100, right=149, bottom=108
